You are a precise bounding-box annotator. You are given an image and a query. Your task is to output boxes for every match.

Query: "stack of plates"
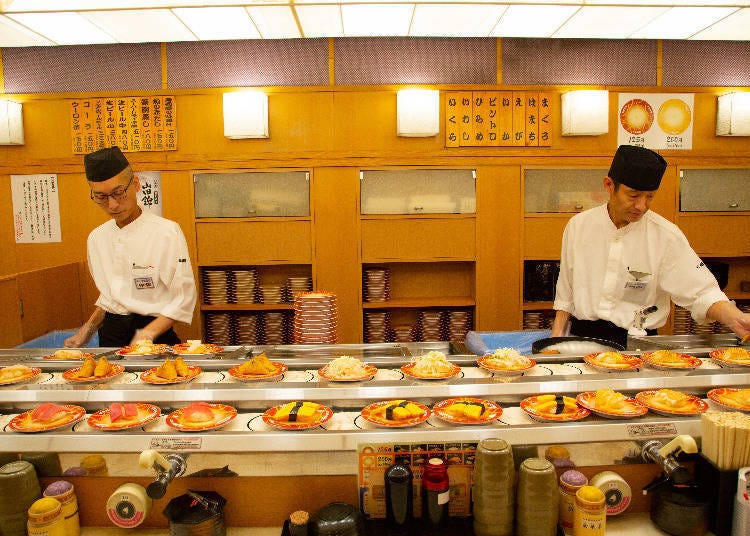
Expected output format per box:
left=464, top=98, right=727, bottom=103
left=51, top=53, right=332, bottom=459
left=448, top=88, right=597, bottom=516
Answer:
left=693, top=320, right=715, bottom=335
left=417, top=310, right=443, bottom=341
left=262, top=312, right=287, bottom=344
left=205, top=312, right=233, bottom=345
left=673, top=306, right=692, bottom=335
left=294, top=292, right=338, bottom=344
left=523, top=311, right=545, bottom=330
left=447, top=310, right=472, bottom=342
left=286, top=276, right=312, bottom=302
left=233, top=269, right=258, bottom=304
left=391, top=324, right=415, bottom=342
left=364, top=311, right=390, bottom=343
left=236, top=313, right=259, bottom=345
left=202, top=269, right=231, bottom=305
left=260, top=284, right=284, bottom=304
left=363, top=268, right=390, bottom=302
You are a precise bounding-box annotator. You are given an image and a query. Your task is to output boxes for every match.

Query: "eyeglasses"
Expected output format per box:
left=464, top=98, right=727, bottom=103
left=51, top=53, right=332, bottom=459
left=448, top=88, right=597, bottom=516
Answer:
left=90, top=175, right=134, bottom=205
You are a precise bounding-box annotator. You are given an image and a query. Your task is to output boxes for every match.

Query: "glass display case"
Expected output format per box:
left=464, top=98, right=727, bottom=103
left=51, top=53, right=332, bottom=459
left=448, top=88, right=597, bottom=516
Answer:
left=680, top=168, right=750, bottom=212
left=524, top=168, right=608, bottom=213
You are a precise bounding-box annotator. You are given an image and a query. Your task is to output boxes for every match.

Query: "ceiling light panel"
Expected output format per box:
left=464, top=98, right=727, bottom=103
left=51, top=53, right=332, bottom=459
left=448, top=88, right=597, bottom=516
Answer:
left=0, top=14, right=54, bottom=46
left=690, top=7, right=750, bottom=39
left=410, top=4, right=507, bottom=37
left=341, top=4, right=413, bottom=36
left=630, top=7, right=738, bottom=39
left=491, top=5, right=579, bottom=37
left=82, top=9, right=195, bottom=43
left=295, top=5, right=343, bottom=38
left=246, top=6, right=300, bottom=39
left=553, top=6, right=669, bottom=39
left=6, top=12, right=117, bottom=45
left=172, top=7, right=259, bottom=40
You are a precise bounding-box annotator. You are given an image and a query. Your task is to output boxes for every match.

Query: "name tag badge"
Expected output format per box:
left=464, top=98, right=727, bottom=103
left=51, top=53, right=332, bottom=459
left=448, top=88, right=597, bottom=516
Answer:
left=625, top=280, right=647, bottom=290
left=134, top=277, right=155, bottom=290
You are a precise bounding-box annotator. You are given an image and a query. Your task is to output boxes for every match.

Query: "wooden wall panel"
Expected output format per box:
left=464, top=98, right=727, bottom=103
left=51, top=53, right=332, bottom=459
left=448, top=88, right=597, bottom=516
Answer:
left=523, top=217, right=569, bottom=260
left=361, top=218, right=476, bottom=261
left=311, top=167, right=361, bottom=343
left=17, top=264, right=84, bottom=341
left=475, top=166, right=522, bottom=330
left=0, top=278, right=23, bottom=347
left=197, top=221, right=312, bottom=264
left=678, top=215, right=750, bottom=256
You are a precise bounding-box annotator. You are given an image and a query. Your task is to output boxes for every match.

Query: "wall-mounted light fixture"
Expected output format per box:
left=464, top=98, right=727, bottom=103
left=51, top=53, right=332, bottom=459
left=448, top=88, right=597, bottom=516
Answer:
left=223, top=90, right=269, bottom=139
left=397, top=89, right=440, bottom=137
left=0, top=99, right=24, bottom=145
left=716, top=92, right=750, bottom=136
left=561, top=90, right=609, bottom=136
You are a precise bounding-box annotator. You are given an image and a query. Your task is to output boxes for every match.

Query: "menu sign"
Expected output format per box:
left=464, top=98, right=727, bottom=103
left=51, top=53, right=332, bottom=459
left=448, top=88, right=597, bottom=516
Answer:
left=358, top=441, right=476, bottom=519
left=11, top=174, right=61, bottom=243
left=617, top=93, right=694, bottom=150
left=446, top=91, right=553, bottom=147
left=70, top=96, right=177, bottom=154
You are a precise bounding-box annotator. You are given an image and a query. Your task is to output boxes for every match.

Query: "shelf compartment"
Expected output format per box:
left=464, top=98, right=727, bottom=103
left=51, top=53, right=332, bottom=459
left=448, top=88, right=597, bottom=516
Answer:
left=197, top=220, right=312, bottom=264
left=362, top=218, right=476, bottom=261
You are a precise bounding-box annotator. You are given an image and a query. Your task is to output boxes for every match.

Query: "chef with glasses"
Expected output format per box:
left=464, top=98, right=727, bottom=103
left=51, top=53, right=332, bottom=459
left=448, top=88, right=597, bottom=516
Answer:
left=551, top=145, right=750, bottom=349
left=65, top=146, right=197, bottom=348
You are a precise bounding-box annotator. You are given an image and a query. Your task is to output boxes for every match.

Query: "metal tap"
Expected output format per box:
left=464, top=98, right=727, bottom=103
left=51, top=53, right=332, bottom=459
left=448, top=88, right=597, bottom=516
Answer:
left=139, top=449, right=188, bottom=499
left=641, top=435, right=698, bottom=492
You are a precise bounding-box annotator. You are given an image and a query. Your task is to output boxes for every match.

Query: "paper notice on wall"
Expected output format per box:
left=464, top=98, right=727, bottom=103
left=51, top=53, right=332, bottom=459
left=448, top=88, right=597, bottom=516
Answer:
left=11, top=174, right=62, bottom=243
left=136, top=171, right=162, bottom=216
left=617, top=93, right=694, bottom=150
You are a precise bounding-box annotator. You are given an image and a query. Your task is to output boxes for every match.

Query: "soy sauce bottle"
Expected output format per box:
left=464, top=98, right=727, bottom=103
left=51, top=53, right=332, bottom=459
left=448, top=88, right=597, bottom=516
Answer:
left=385, top=463, right=413, bottom=535
left=421, top=458, right=450, bottom=533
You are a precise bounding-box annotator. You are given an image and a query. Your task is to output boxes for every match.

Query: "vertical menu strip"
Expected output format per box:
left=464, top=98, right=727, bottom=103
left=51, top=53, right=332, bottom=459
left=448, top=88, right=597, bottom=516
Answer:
left=444, top=90, right=555, bottom=147
left=69, top=95, right=177, bottom=154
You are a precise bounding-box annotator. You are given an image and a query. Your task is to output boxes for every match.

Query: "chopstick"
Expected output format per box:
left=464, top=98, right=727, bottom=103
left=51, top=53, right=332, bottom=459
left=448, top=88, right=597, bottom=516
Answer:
left=701, top=411, right=750, bottom=470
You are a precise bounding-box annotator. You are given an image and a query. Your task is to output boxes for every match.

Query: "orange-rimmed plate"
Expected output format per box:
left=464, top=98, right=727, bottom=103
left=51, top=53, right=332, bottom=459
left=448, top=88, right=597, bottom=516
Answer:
left=116, top=344, right=170, bottom=356
left=140, top=365, right=202, bottom=385
left=9, top=405, right=86, bottom=433
left=360, top=400, right=431, bottom=428
left=166, top=403, right=238, bottom=432
left=635, top=390, right=709, bottom=416
left=63, top=363, right=125, bottom=383
left=401, top=362, right=461, bottom=380
left=707, top=388, right=750, bottom=413
left=170, top=343, right=224, bottom=355
left=432, top=397, right=502, bottom=425
left=520, top=395, right=590, bottom=422
left=262, top=402, right=333, bottom=431
left=318, top=363, right=378, bottom=382
left=575, top=392, right=648, bottom=419
left=87, top=403, right=161, bottom=431
left=641, top=351, right=702, bottom=370
left=583, top=352, right=643, bottom=372
left=710, top=348, right=750, bottom=368
left=0, top=367, right=41, bottom=387
left=227, top=362, right=288, bottom=382
left=477, top=355, right=536, bottom=376
left=43, top=352, right=95, bottom=360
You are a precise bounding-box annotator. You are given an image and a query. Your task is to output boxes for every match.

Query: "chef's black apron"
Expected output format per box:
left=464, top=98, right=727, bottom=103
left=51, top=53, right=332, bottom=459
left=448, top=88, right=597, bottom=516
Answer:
left=98, top=312, right=180, bottom=347
left=570, top=318, right=657, bottom=350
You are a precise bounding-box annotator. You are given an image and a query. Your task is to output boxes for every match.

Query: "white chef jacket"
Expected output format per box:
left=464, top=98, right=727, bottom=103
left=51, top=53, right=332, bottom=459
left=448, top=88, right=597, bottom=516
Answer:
left=87, top=211, right=197, bottom=324
left=553, top=204, right=727, bottom=330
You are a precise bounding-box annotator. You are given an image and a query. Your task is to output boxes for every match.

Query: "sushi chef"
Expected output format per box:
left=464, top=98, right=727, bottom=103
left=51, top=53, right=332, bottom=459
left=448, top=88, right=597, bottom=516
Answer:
left=550, top=144, right=750, bottom=348
left=64, top=146, right=197, bottom=347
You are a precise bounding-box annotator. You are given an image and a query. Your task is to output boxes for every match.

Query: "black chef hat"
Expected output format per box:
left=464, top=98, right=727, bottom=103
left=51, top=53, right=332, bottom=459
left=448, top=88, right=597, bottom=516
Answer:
left=608, top=145, right=667, bottom=191
left=84, top=146, right=130, bottom=182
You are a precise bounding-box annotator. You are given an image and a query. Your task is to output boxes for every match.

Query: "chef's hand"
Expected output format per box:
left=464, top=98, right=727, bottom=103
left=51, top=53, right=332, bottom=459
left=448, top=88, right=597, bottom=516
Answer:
left=131, top=329, right=156, bottom=345
left=64, top=324, right=96, bottom=348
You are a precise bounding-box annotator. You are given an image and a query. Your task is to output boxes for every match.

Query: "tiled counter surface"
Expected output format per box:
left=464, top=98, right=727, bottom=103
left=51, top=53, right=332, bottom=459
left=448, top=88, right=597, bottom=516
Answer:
left=79, top=513, right=710, bottom=535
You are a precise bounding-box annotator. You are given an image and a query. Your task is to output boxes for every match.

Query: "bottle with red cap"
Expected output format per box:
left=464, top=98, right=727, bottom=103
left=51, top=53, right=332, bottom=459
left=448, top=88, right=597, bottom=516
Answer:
left=421, top=457, right=450, bottom=533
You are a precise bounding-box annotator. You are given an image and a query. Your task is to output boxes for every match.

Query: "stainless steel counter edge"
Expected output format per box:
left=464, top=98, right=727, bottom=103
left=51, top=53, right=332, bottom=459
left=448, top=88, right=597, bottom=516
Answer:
left=0, top=415, right=701, bottom=452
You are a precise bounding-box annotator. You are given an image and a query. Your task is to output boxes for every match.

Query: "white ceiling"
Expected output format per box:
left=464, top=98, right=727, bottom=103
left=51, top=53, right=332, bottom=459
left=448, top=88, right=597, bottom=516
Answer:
left=0, top=0, right=749, bottom=47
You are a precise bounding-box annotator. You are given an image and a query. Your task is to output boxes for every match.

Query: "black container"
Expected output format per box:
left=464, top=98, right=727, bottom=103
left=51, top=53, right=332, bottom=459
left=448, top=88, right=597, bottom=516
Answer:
left=310, top=502, right=364, bottom=536
left=650, top=484, right=710, bottom=536
left=523, top=261, right=560, bottom=302
left=703, top=260, right=729, bottom=290
left=385, top=463, right=413, bottom=534
left=162, top=490, right=227, bottom=536
left=694, top=454, right=737, bottom=536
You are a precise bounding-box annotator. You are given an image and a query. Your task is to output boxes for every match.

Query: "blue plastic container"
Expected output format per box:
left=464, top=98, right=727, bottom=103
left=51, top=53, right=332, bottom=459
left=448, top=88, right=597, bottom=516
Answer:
left=16, top=330, right=99, bottom=349
left=465, top=330, right=550, bottom=356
